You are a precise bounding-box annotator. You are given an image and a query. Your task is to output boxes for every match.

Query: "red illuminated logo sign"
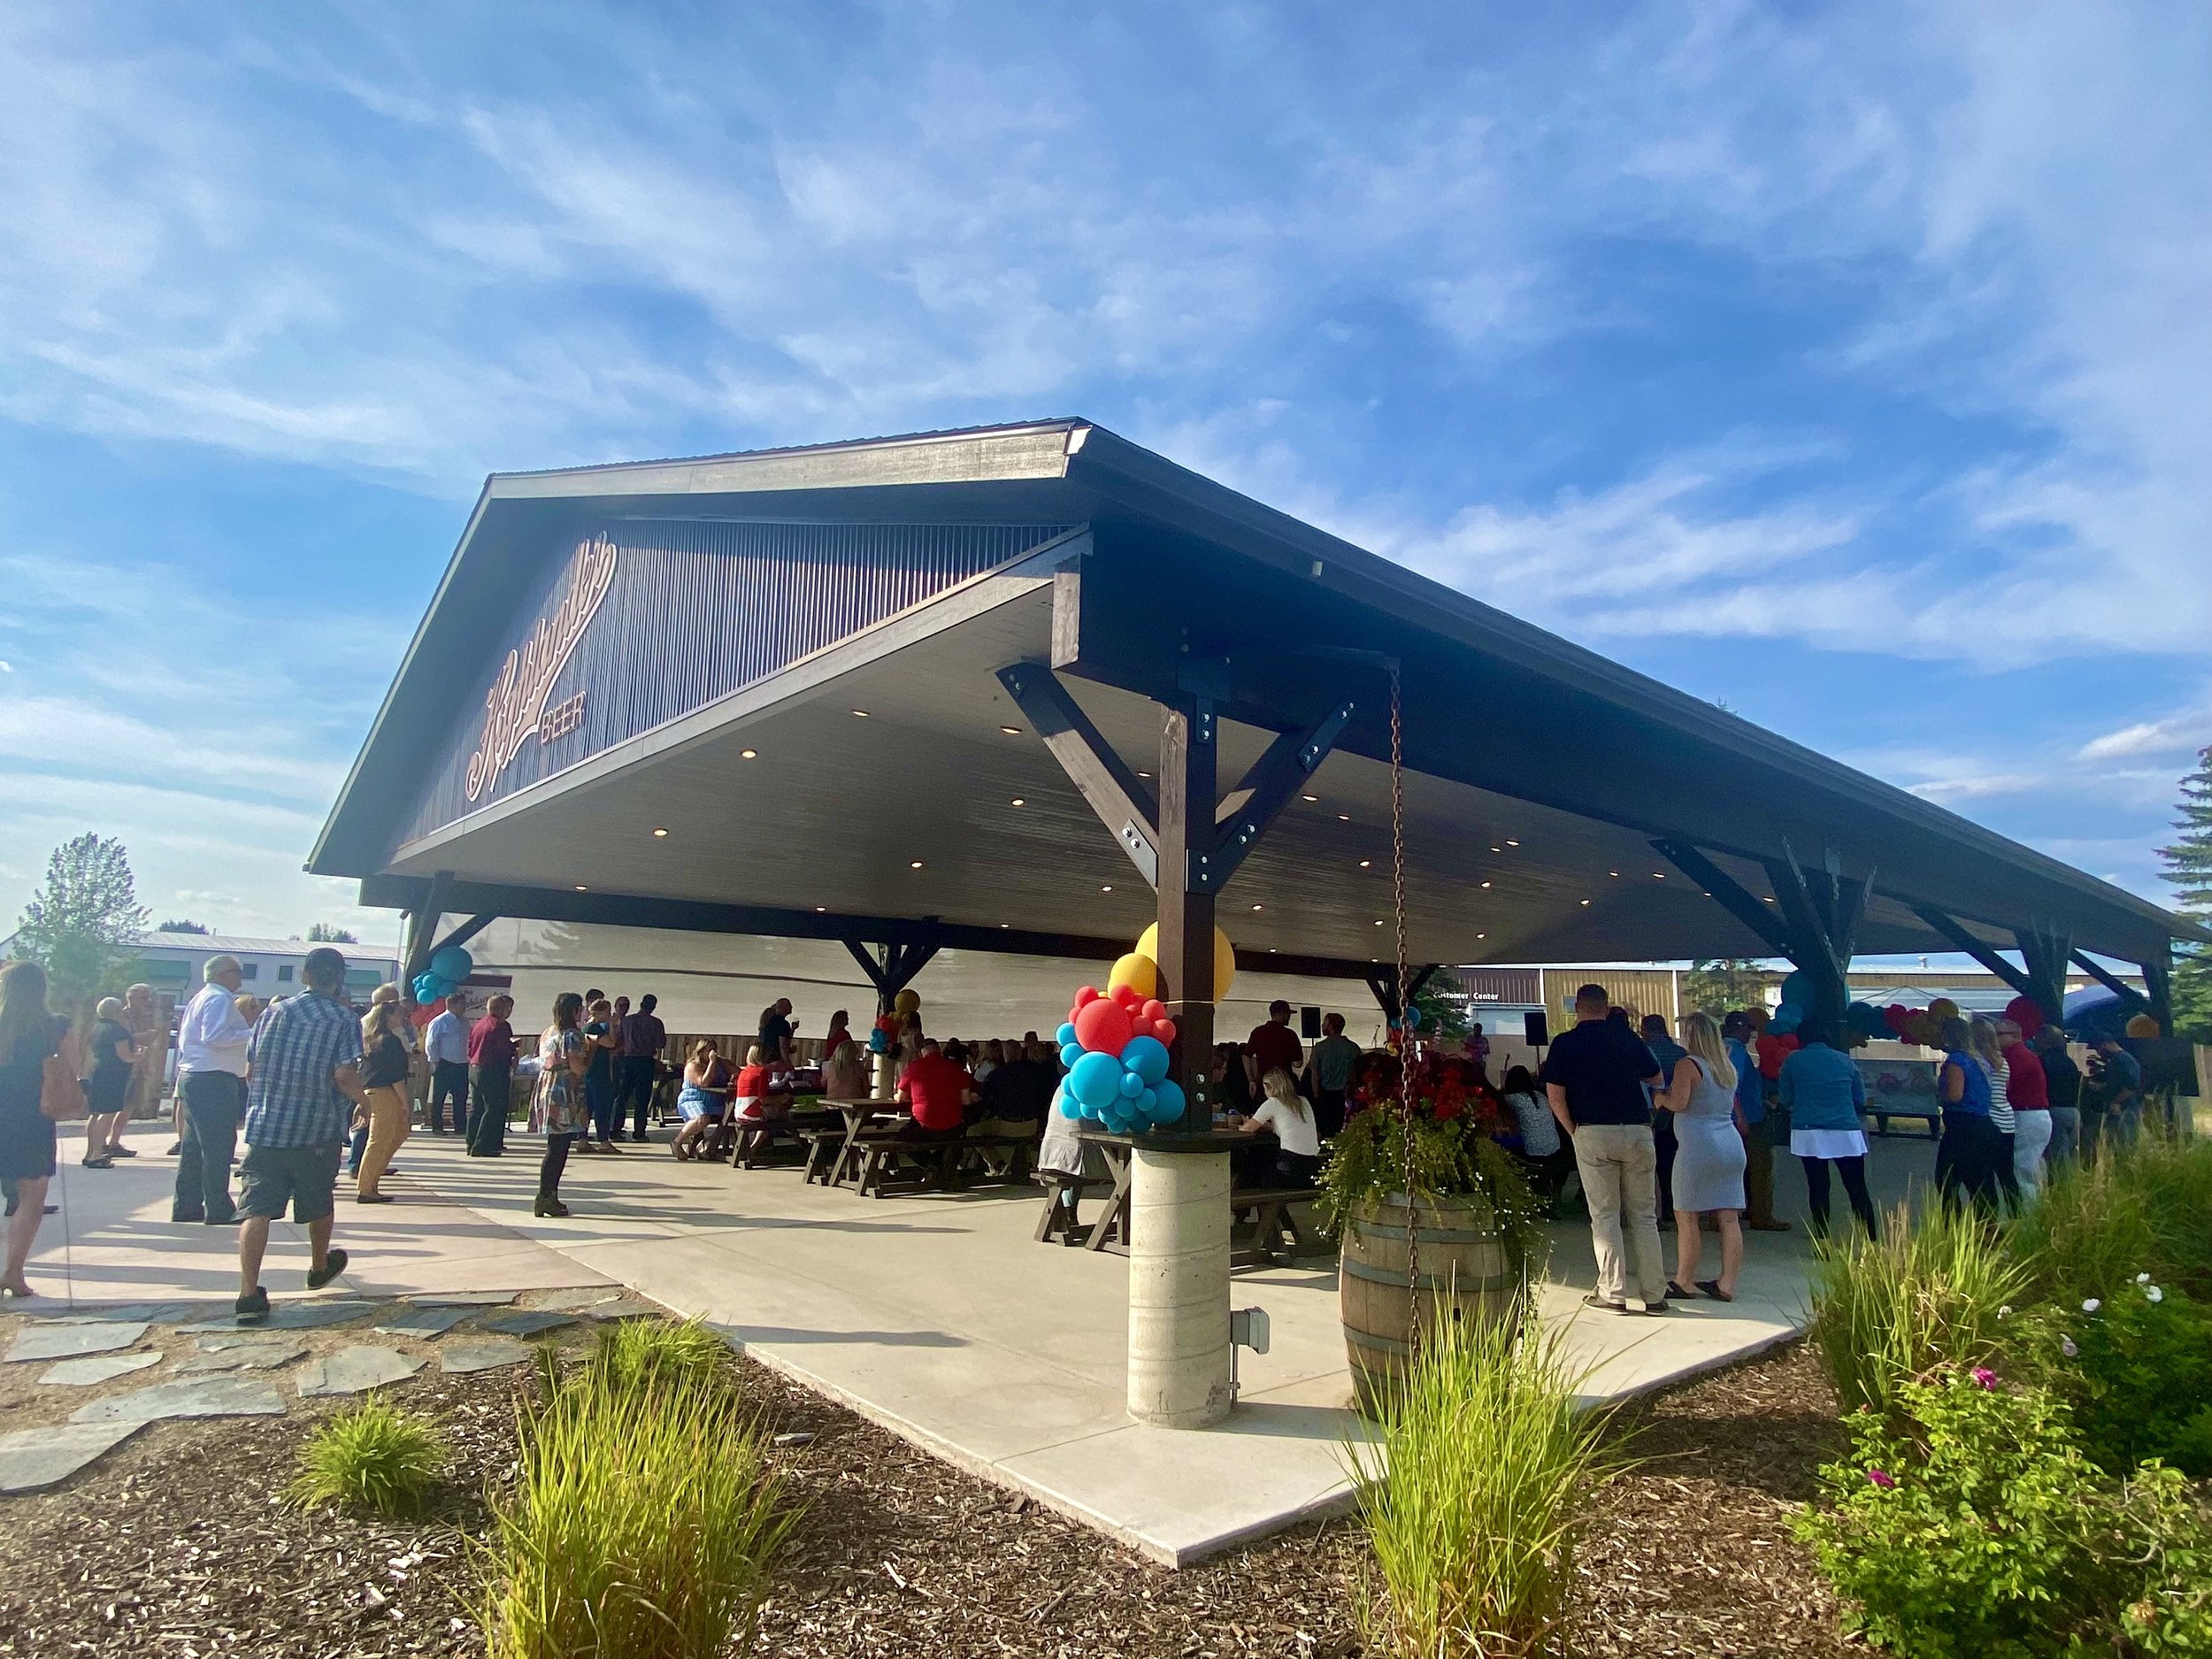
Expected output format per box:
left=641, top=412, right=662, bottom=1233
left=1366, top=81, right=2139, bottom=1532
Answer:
left=465, top=534, right=618, bottom=803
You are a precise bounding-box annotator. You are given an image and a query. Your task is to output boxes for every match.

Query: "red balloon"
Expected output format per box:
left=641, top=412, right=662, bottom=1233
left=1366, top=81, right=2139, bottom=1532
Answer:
left=409, top=998, right=443, bottom=1028
left=1074, top=986, right=1102, bottom=1008
left=2002, top=995, right=2046, bottom=1039
left=1112, top=983, right=1141, bottom=1010
left=1151, top=1018, right=1177, bottom=1043
left=1140, top=999, right=1167, bottom=1025
left=1074, top=997, right=1134, bottom=1056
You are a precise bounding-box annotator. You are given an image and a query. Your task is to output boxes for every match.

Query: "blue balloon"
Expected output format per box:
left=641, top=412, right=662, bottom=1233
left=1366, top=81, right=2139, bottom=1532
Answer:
left=1060, top=1041, right=1086, bottom=1070
left=1152, top=1079, right=1187, bottom=1123
left=1121, top=1034, right=1171, bottom=1086
left=1071, top=1050, right=1124, bottom=1110
left=428, top=945, right=473, bottom=984
left=1118, top=1070, right=1145, bottom=1100
left=1056, top=1021, right=1079, bottom=1048
left=1779, top=969, right=1814, bottom=1007
left=1772, top=1001, right=1804, bottom=1035
left=1137, top=1086, right=1157, bottom=1115
left=1057, top=1088, right=1082, bottom=1118
left=869, top=1027, right=888, bottom=1054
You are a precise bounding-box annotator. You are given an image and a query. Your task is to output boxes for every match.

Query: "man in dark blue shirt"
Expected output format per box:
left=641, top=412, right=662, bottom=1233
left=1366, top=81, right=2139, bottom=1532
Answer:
left=1541, top=985, right=1669, bottom=1314
left=1640, top=1013, right=1686, bottom=1223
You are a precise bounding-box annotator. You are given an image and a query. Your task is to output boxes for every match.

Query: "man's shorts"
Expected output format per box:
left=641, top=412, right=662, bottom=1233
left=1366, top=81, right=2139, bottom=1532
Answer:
left=236, top=1140, right=344, bottom=1225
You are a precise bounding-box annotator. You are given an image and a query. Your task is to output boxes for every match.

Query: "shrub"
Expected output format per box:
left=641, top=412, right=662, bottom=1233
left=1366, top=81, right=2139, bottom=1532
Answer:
left=1349, top=1313, right=1612, bottom=1659
left=484, top=1355, right=791, bottom=1658
left=2008, top=1134, right=2212, bottom=1304
left=1805, top=1200, right=2029, bottom=1419
left=2014, top=1277, right=2212, bottom=1479
left=288, top=1396, right=445, bottom=1519
left=586, top=1317, right=730, bottom=1394
left=1796, top=1367, right=2212, bottom=1659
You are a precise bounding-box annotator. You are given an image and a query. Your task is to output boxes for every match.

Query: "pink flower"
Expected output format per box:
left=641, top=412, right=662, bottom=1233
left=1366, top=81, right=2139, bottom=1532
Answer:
left=1867, top=1467, right=1897, bottom=1490
left=1970, top=1366, right=1999, bottom=1391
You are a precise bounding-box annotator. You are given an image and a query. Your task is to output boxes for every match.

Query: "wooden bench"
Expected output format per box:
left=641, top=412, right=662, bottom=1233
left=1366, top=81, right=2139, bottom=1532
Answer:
left=854, top=1132, right=1039, bottom=1198
left=1230, top=1186, right=1325, bottom=1266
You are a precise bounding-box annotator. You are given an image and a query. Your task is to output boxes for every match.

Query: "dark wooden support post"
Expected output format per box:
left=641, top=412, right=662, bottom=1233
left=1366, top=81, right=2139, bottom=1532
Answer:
left=1157, top=695, right=1217, bottom=1131
left=2015, top=923, right=2075, bottom=1027
left=1210, top=697, right=1357, bottom=884
left=2070, top=949, right=2169, bottom=1033
left=1764, top=846, right=1870, bottom=1041
left=1910, top=905, right=2039, bottom=998
left=996, top=663, right=1161, bottom=886
left=843, top=937, right=941, bottom=1017
left=2144, top=949, right=2173, bottom=1036
left=1650, top=841, right=1794, bottom=956
left=426, top=913, right=496, bottom=964
left=400, top=870, right=455, bottom=988
left=1363, top=964, right=1441, bottom=1025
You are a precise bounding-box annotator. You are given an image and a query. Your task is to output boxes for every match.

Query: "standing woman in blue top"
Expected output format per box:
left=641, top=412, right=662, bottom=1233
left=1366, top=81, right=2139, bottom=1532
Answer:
left=1934, top=1015, right=2004, bottom=1214
left=1778, top=1023, right=1878, bottom=1240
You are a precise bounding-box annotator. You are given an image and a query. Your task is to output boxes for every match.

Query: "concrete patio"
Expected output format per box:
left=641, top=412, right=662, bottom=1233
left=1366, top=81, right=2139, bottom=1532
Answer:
left=17, top=1124, right=1935, bottom=1564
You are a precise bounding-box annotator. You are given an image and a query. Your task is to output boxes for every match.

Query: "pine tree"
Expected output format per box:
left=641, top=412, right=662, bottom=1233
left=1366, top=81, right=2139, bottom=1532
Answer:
left=306, top=923, right=359, bottom=944
left=12, top=833, right=150, bottom=1000
left=2157, top=747, right=2212, bottom=1041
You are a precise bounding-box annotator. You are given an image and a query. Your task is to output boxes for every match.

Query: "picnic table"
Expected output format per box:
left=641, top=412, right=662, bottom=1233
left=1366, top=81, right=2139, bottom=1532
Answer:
left=805, top=1095, right=899, bottom=1187
left=1058, top=1125, right=1324, bottom=1265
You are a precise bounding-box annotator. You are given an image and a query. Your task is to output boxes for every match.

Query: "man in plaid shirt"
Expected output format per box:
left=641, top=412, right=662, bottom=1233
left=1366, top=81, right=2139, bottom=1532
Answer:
left=234, top=947, right=367, bottom=1325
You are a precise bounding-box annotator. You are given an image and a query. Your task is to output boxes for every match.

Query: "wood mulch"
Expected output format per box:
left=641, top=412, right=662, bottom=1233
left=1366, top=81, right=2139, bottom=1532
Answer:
left=0, top=1329, right=1853, bottom=1657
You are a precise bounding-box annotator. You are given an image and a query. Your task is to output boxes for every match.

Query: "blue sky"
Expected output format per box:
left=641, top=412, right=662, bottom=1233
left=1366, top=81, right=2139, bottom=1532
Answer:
left=1, top=3, right=2207, bottom=949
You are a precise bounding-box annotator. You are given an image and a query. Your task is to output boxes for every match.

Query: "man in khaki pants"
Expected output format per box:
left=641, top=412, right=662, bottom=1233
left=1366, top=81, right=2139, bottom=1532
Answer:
left=1541, top=984, right=1671, bottom=1314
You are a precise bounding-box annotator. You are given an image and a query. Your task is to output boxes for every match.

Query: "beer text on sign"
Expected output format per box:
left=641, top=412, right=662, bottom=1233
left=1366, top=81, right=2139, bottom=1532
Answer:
left=465, top=534, right=618, bottom=802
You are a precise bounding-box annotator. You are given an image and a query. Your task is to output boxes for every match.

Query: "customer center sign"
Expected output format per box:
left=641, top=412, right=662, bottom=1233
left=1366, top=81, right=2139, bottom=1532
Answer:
left=465, top=534, right=618, bottom=803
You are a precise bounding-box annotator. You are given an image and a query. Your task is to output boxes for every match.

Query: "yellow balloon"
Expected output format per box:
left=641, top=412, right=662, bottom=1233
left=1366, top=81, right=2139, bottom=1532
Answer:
left=2125, top=1013, right=2161, bottom=1039
left=1107, top=952, right=1157, bottom=999
left=1134, top=924, right=1236, bottom=1002
left=1927, top=997, right=1959, bottom=1022
left=894, top=987, right=920, bottom=1017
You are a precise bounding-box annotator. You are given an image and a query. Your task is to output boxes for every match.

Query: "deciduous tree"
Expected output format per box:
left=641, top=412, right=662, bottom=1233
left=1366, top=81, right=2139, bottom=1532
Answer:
left=12, top=833, right=150, bottom=1001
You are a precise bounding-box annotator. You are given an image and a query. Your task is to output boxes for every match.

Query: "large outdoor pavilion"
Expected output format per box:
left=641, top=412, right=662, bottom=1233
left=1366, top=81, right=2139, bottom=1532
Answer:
left=311, top=419, right=2198, bottom=1546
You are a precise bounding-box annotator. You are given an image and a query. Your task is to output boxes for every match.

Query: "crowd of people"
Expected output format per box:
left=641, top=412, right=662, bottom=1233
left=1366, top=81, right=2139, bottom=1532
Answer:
left=0, top=949, right=2160, bottom=1323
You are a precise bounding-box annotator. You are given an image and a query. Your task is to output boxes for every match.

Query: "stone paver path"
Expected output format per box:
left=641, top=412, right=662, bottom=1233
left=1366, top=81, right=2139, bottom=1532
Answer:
left=410, top=1291, right=519, bottom=1307
left=180, top=1301, right=376, bottom=1333
left=0, top=1422, right=143, bottom=1494
left=296, top=1345, right=425, bottom=1397
left=438, top=1338, right=534, bottom=1374
left=480, top=1310, right=575, bottom=1337
left=71, top=1374, right=287, bottom=1425
left=177, top=1337, right=309, bottom=1373
left=39, top=1352, right=162, bottom=1386
left=372, top=1306, right=474, bottom=1338
left=6, top=1321, right=150, bottom=1363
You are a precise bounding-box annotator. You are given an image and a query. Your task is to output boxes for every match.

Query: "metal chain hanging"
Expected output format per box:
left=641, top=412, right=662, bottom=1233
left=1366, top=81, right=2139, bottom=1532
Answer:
left=1387, top=664, right=1424, bottom=1364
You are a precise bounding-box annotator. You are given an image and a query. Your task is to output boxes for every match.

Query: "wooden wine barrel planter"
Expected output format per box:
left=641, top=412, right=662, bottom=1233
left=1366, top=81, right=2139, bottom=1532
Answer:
left=1340, top=1191, right=1521, bottom=1414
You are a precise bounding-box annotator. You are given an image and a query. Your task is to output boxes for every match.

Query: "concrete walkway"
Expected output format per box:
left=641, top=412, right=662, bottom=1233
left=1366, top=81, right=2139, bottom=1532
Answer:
left=21, top=1125, right=1935, bottom=1564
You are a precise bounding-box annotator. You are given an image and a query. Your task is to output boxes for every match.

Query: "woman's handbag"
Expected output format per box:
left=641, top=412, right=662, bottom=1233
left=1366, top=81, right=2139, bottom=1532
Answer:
left=42, top=1032, right=88, bottom=1122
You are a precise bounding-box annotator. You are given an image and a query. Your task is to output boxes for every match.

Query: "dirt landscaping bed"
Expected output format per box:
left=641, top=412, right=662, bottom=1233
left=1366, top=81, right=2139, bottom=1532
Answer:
left=0, top=1322, right=1852, bottom=1657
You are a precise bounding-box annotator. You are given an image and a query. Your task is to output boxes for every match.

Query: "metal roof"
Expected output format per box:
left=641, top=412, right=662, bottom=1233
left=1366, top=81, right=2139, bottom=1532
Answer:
left=314, top=419, right=2200, bottom=973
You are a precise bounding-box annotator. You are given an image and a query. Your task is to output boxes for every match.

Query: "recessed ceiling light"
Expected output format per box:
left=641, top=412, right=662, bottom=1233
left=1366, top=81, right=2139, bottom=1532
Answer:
left=1476, top=933, right=1486, bottom=939
left=651, top=827, right=669, bottom=837
left=1505, top=839, right=1519, bottom=847
left=1010, top=797, right=1025, bottom=807
left=852, top=709, right=870, bottom=718
left=1374, top=919, right=1385, bottom=926
left=815, top=906, right=827, bottom=912
left=1580, top=898, right=1592, bottom=905
left=1358, top=859, right=1371, bottom=868
left=1251, top=903, right=1263, bottom=911
left=1609, top=871, right=1619, bottom=877
left=1490, top=846, right=1502, bottom=853
left=1338, top=814, right=1351, bottom=822
left=999, top=725, right=1021, bottom=735
left=1301, top=794, right=1318, bottom=803
left=1479, top=880, right=1492, bottom=888
left=1653, top=872, right=1665, bottom=879
left=1102, top=885, right=1113, bottom=893
left=574, top=885, right=588, bottom=891
left=739, top=749, right=757, bottom=759
left=1764, top=895, right=1777, bottom=902
left=1000, top=923, right=1010, bottom=928
left=1137, top=770, right=1152, bottom=779
left=910, top=860, right=924, bottom=869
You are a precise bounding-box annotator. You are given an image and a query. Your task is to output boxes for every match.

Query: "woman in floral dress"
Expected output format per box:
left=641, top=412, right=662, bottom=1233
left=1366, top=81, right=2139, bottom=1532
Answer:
left=533, top=992, right=589, bottom=1217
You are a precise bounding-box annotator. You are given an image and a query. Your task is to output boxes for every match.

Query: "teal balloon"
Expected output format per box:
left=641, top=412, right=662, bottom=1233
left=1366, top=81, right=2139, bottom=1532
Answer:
left=1060, top=1041, right=1085, bottom=1069
left=428, top=946, right=473, bottom=983
left=1118, top=1070, right=1145, bottom=1100
left=1137, top=1086, right=1157, bottom=1115
left=1152, top=1079, right=1187, bottom=1122
left=1779, top=969, right=1815, bottom=1007
left=1772, top=1002, right=1804, bottom=1035
left=1071, top=1050, right=1123, bottom=1110
left=1054, top=1083, right=1081, bottom=1118
left=1056, top=1021, right=1079, bottom=1048
left=1122, top=1034, right=1170, bottom=1085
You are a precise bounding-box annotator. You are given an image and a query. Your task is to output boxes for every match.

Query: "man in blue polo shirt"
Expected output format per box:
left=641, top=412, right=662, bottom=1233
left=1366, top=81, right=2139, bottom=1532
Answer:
left=234, top=948, right=366, bottom=1325
left=1541, top=984, right=1669, bottom=1314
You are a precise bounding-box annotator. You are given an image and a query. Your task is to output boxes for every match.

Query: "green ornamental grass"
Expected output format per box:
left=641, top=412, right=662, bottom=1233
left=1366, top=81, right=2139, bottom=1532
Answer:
left=586, top=1316, right=731, bottom=1394
left=2008, top=1134, right=2212, bottom=1302
left=289, top=1395, right=446, bottom=1519
left=485, top=1340, right=792, bottom=1659
left=1349, top=1312, right=1612, bottom=1659
left=1805, top=1199, right=2029, bottom=1419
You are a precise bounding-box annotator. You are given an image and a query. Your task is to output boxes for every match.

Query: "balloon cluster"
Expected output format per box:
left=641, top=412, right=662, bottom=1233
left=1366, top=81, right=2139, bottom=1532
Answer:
left=408, top=945, right=474, bottom=1025
left=1053, top=982, right=1186, bottom=1135
left=1870, top=995, right=1962, bottom=1048
left=871, top=987, right=922, bottom=1054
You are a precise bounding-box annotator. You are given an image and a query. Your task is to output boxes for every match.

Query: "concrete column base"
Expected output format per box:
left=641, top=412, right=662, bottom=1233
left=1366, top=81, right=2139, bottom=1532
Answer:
left=1126, top=1146, right=1234, bottom=1428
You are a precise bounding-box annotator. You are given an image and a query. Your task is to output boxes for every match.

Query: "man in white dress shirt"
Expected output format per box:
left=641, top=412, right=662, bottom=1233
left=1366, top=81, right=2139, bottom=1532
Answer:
left=423, top=992, right=471, bottom=1134
left=173, top=955, right=251, bottom=1224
